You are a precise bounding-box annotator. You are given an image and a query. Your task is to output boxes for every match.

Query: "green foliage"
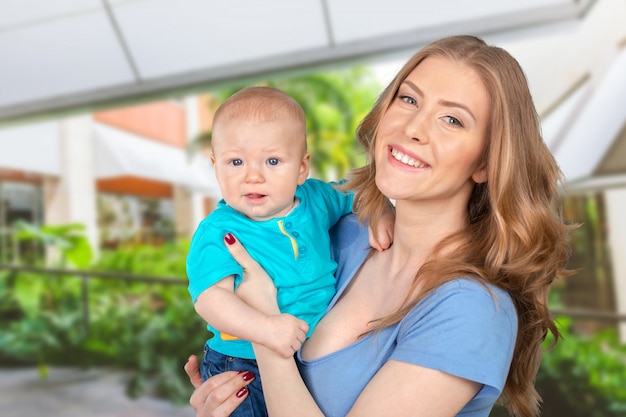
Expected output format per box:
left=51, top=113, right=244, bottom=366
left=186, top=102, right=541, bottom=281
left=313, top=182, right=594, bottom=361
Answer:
left=14, top=221, right=93, bottom=268
left=491, top=290, right=626, bottom=417
left=0, top=240, right=207, bottom=404
left=536, top=317, right=626, bottom=417
left=93, top=239, right=189, bottom=277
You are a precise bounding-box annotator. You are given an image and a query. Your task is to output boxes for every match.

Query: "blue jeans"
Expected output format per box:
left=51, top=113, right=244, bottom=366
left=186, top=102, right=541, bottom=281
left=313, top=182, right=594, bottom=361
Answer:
left=201, top=344, right=267, bottom=417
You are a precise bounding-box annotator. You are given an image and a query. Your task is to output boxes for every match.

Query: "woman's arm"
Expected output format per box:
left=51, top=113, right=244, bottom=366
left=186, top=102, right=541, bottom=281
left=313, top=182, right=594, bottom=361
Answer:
left=254, top=345, right=325, bottom=417
left=223, top=234, right=325, bottom=416
left=253, top=345, right=479, bottom=417
left=225, top=234, right=482, bottom=417
left=348, top=360, right=480, bottom=416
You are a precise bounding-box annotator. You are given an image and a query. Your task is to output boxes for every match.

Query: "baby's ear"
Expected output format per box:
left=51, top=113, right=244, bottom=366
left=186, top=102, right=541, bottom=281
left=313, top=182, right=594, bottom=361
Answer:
left=298, top=153, right=311, bottom=184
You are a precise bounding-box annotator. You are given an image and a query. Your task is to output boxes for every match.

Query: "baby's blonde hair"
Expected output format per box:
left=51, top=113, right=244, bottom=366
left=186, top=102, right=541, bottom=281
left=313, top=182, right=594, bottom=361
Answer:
left=212, top=86, right=307, bottom=148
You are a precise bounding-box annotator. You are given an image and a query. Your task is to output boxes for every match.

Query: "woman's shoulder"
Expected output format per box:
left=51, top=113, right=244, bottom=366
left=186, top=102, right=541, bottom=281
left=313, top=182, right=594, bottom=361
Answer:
left=428, top=278, right=515, bottom=317
left=405, top=278, right=518, bottom=337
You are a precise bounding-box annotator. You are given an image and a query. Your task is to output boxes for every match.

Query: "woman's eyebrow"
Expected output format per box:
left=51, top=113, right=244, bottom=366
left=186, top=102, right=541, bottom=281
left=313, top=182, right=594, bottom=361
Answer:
left=439, top=99, right=476, bottom=121
left=402, top=80, right=422, bottom=96
left=403, top=80, right=476, bottom=121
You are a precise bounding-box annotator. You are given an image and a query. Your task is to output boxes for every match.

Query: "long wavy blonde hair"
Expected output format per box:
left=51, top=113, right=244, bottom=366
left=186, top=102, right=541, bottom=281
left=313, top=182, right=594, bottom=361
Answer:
left=347, top=35, right=574, bottom=417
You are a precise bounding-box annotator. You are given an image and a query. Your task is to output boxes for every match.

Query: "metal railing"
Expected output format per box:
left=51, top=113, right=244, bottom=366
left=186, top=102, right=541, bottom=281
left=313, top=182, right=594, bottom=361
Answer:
left=1, top=264, right=625, bottom=334
left=549, top=308, right=626, bottom=323
left=0, top=264, right=186, bottom=335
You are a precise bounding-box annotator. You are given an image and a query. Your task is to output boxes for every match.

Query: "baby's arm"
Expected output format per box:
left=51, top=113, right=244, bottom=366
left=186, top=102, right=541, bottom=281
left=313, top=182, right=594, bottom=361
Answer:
left=369, top=200, right=395, bottom=251
left=194, top=276, right=308, bottom=358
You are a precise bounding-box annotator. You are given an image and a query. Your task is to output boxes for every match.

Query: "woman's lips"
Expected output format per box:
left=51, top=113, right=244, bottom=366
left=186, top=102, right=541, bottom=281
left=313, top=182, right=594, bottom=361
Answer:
left=389, top=146, right=430, bottom=168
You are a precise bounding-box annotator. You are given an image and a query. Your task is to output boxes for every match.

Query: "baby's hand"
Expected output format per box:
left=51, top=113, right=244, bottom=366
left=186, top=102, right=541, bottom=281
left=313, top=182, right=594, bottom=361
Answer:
left=369, top=202, right=395, bottom=251
left=263, top=314, right=309, bottom=358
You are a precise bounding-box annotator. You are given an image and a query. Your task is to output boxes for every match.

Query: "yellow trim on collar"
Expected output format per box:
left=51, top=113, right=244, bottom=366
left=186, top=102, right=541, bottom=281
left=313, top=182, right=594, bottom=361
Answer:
left=277, top=220, right=298, bottom=260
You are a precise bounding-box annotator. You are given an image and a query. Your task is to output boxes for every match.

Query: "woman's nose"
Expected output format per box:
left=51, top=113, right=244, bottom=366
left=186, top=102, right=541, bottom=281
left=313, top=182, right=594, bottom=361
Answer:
left=403, top=111, right=429, bottom=143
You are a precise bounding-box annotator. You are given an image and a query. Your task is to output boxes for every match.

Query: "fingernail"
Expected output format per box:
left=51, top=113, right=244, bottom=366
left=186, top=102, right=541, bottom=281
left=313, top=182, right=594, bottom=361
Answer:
left=224, top=233, right=236, bottom=245
left=241, top=371, right=255, bottom=381
left=236, top=387, right=248, bottom=398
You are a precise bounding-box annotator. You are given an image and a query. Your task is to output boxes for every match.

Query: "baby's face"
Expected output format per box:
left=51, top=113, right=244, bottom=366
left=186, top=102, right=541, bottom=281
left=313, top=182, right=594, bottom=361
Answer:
left=211, top=117, right=309, bottom=221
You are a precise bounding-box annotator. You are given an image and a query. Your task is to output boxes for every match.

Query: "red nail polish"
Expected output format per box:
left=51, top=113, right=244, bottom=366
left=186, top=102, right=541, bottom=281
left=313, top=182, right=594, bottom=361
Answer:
left=236, top=387, right=248, bottom=398
left=224, top=233, right=236, bottom=245
left=241, top=371, right=254, bottom=381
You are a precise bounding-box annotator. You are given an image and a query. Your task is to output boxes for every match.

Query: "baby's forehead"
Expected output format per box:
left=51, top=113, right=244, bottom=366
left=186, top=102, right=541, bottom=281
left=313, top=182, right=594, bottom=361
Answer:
left=212, top=127, right=306, bottom=154
left=214, top=114, right=306, bottom=143
left=218, top=106, right=301, bottom=128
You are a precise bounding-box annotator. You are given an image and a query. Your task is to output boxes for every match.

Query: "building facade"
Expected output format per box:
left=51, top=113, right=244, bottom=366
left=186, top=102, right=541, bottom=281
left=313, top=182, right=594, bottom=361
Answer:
left=0, top=95, right=219, bottom=261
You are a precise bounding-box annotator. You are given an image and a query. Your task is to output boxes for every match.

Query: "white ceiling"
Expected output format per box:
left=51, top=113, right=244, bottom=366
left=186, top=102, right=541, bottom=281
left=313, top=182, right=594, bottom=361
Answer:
left=0, top=0, right=594, bottom=123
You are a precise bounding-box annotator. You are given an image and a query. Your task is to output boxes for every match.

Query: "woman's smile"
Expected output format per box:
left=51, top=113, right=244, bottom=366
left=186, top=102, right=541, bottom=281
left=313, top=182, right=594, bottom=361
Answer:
left=389, top=145, right=430, bottom=169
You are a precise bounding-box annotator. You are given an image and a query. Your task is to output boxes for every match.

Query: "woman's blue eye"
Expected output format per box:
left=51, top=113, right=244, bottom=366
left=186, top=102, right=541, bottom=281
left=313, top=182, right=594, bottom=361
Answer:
left=267, top=158, right=279, bottom=166
left=231, top=159, right=243, bottom=166
left=399, top=95, right=417, bottom=105
left=444, top=116, right=464, bottom=127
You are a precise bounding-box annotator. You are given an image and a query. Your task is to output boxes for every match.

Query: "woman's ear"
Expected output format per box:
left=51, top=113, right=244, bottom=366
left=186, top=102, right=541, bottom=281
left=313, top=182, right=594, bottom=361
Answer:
left=472, top=165, right=488, bottom=184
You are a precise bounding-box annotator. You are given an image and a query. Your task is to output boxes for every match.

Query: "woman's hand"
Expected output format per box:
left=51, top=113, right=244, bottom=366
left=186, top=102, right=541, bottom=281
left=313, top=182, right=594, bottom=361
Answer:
left=224, top=232, right=280, bottom=315
left=184, top=354, right=254, bottom=417
left=224, top=232, right=308, bottom=356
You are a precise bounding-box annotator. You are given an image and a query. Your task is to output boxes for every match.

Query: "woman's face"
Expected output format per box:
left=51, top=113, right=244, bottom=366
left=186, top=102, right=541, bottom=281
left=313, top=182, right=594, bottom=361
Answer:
left=374, top=56, right=490, bottom=212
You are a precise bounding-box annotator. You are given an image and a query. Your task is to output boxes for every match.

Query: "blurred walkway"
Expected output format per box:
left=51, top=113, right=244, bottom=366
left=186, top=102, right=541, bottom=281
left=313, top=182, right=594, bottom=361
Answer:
left=0, top=367, right=194, bottom=417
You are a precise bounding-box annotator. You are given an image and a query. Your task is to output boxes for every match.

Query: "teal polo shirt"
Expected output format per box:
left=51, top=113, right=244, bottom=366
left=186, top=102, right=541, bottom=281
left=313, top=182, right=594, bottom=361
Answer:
left=186, top=178, right=354, bottom=359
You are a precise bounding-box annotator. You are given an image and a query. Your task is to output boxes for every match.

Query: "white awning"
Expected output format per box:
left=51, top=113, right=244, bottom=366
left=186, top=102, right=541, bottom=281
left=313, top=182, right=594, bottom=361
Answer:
left=0, top=0, right=594, bottom=122
left=541, top=79, right=591, bottom=151
left=553, top=46, right=626, bottom=184
left=93, top=122, right=220, bottom=197
left=0, top=121, right=60, bottom=176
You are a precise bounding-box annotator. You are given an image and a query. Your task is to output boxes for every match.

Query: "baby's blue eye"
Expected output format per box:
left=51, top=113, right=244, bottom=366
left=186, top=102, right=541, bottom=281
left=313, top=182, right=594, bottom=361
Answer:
left=231, top=159, right=243, bottom=166
left=267, top=158, right=279, bottom=166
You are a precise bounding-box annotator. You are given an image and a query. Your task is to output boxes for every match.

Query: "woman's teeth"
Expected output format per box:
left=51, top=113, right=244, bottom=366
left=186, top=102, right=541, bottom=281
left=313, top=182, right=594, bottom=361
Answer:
left=391, top=148, right=429, bottom=168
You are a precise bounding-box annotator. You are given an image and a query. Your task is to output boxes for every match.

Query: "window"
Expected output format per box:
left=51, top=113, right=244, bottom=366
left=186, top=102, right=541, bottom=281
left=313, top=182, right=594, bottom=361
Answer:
left=561, top=192, right=616, bottom=333
left=0, top=181, right=44, bottom=264
left=97, top=193, right=175, bottom=248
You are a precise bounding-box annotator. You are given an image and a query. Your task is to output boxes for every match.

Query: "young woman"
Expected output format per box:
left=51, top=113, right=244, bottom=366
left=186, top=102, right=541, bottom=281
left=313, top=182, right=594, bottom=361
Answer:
left=185, top=35, right=573, bottom=417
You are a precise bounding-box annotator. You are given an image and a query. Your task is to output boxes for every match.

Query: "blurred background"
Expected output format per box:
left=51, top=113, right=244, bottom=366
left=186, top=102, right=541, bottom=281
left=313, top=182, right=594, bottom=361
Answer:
left=0, top=0, right=625, bottom=416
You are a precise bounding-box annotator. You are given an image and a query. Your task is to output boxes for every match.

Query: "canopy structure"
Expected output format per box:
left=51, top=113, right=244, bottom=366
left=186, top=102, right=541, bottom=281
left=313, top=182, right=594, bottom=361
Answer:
left=0, top=120, right=219, bottom=196
left=0, top=0, right=594, bottom=123
left=93, top=122, right=218, bottom=194
left=0, top=121, right=60, bottom=176
left=551, top=46, right=626, bottom=188
left=1, top=0, right=625, bottom=188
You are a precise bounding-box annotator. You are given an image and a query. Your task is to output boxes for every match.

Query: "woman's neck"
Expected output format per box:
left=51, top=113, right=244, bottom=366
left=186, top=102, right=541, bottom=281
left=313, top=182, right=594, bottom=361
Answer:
left=386, top=201, right=467, bottom=271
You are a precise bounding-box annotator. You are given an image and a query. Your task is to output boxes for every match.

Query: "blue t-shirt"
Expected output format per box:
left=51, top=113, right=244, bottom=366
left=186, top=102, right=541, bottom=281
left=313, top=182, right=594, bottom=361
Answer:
left=297, top=215, right=518, bottom=417
left=186, top=178, right=354, bottom=359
